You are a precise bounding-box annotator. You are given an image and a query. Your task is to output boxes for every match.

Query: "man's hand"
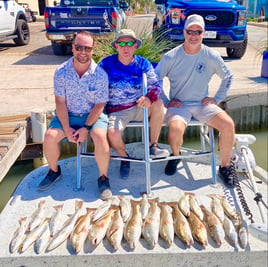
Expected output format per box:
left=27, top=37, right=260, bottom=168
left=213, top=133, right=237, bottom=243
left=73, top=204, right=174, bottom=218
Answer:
left=64, top=127, right=78, bottom=143
left=167, top=99, right=182, bottom=108
left=202, top=97, right=217, bottom=105
left=137, top=96, right=151, bottom=108
left=72, top=127, right=89, bottom=143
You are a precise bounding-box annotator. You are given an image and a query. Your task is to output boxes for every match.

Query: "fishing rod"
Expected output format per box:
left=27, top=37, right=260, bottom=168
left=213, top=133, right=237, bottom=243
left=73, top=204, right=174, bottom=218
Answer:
left=231, top=134, right=268, bottom=243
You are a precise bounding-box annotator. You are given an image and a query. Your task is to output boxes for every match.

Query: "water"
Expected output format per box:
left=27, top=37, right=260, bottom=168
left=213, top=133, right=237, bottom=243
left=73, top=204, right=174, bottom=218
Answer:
left=0, top=129, right=267, bottom=212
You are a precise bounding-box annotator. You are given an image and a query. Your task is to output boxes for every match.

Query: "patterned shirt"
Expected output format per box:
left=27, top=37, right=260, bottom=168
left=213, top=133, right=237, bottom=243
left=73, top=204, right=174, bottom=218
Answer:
left=54, top=57, right=109, bottom=114
left=99, top=54, right=161, bottom=114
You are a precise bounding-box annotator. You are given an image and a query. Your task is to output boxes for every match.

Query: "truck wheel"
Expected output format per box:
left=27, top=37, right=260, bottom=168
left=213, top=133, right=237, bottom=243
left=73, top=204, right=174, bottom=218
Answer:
left=52, top=42, right=67, bottom=56
left=13, top=19, right=30, bottom=46
left=226, top=32, right=248, bottom=59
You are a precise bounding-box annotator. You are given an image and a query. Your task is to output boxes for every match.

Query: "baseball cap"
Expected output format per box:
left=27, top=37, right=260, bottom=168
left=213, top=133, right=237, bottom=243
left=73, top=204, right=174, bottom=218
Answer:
left=184, top=14, right=205, bottom=30
left=111, top=29, right=142, bottom=49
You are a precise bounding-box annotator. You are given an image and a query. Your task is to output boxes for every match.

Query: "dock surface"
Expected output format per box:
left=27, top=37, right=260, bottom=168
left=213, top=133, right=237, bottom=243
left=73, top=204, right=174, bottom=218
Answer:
left=0, top=143, right=267, bottom=267
left=0, top=114, right=29, bottom=182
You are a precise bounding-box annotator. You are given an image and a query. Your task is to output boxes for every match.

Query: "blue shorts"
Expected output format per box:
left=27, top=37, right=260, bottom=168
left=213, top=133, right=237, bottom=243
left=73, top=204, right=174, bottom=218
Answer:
left=49, top=112, right=108, bottom=131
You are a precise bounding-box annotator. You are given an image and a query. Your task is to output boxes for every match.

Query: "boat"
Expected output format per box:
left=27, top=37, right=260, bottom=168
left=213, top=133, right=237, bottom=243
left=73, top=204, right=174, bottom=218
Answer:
left=0, top=138, right=267, bottom=266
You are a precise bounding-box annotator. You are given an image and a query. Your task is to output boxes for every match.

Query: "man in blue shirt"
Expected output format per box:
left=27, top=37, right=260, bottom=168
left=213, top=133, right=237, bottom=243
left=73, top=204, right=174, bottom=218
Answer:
left=99, top=29, right=169, bottom=179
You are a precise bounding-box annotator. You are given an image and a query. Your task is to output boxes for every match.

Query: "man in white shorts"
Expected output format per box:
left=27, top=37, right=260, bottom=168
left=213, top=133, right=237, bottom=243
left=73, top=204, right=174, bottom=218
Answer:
left=155, top=14, right=236, bottom=186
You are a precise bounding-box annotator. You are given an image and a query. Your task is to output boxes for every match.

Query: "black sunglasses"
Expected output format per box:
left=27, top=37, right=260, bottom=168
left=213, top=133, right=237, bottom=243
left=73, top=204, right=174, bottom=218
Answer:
left=185, top=30, right=203, bottom=36
left=117, top=41, right=136, bottom=47
left=74, top=44, right=93, bottom=52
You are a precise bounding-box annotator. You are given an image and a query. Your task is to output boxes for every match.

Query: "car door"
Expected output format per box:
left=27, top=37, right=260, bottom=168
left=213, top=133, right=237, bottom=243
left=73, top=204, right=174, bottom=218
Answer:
left=0, top=0, right=16, bottom=34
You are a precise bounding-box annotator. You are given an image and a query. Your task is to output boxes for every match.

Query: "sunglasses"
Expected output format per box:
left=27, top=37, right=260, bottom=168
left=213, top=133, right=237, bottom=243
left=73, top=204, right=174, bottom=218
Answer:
left=185, top=30, right=203, bottom=36
left=74, top=44, right=93, bottom=52
left=117, top=41, right=136, bottom=47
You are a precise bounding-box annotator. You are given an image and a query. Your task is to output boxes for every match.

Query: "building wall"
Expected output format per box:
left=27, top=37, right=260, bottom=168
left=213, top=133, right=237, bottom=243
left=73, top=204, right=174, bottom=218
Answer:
left=17, top=0, right=55, bottom=16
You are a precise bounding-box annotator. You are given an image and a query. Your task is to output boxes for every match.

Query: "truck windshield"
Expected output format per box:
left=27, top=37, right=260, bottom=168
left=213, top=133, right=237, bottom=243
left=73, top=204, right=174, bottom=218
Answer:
left=60, top=0, right=118, bottom=7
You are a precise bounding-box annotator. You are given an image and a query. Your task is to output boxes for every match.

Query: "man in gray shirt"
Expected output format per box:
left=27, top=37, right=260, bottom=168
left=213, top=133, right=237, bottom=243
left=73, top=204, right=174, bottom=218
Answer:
left=156, top=14, right=235, bottom=185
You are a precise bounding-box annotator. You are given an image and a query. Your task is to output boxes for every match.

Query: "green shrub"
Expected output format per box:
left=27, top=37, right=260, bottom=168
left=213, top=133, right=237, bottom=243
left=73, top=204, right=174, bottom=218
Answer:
left=93, top=26, right=174, bottom=63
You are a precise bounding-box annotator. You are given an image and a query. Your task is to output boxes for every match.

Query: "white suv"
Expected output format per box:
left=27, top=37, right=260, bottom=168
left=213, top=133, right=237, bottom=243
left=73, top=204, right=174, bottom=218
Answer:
left=0, top=0, right=30, bottom=45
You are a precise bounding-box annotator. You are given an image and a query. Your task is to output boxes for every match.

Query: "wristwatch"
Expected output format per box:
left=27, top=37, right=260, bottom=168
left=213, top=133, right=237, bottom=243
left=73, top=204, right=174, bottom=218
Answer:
left=83, top=124, right=92, bottom=131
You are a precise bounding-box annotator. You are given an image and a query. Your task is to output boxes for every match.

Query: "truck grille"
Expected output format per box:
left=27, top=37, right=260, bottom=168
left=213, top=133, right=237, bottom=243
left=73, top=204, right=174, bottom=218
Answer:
left=187, top=10, right=235, bottom=26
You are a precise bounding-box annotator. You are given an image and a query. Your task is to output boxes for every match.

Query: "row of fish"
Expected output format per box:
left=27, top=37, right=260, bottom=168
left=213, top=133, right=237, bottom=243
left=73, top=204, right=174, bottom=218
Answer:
left=9, top=193, right=248, bottom=254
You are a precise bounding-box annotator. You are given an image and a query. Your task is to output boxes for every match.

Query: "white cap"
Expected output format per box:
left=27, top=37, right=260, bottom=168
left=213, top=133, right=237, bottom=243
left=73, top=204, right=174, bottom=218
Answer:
left=184, top=14, right=205, bottom=30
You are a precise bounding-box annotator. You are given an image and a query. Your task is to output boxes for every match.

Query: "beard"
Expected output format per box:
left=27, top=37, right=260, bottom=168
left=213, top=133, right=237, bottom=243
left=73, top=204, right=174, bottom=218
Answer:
left=74, top=54, right=91, bottom=64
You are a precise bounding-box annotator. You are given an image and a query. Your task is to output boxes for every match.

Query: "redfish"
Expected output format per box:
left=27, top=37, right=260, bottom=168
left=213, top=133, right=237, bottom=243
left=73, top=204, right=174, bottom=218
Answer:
left=142, top=198, right=161, bottom=248
left=159, top=202, right=174, bottom=246
left=124, top=200, right=142, bottom=249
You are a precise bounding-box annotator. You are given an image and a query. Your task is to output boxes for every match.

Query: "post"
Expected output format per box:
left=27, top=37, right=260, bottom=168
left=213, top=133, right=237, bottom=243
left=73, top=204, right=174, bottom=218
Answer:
left=31, top=111, right=47, bottom=168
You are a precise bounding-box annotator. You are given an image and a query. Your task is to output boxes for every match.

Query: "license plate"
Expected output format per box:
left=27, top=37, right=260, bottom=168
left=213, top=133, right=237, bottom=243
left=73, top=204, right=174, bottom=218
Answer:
left=204, top=31, right=217, bottom=39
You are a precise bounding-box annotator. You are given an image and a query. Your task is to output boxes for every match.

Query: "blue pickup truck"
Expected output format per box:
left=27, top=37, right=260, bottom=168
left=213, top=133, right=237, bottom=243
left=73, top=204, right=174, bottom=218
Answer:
left=154, top=0, right=248, bottom=58
left=44, top=0, right=128, bottom=55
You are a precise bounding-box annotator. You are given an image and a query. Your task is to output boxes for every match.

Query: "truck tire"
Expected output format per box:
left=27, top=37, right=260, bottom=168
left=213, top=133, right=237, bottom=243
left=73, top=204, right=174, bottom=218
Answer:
left=226, top=32, right=248, bottom=59
left=52, top=41, right=67, bottom=56
left=13, top=19, right=30, bottom=46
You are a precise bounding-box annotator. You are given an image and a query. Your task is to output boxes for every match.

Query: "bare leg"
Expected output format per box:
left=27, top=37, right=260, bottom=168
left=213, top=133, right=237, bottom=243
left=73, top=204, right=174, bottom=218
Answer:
left=43, top=128, right=65, bottom=172
left=108, top=128, right=128, bottom=157
left=90, top=128, right=110, bottom=176
left=168, top=119, right=186, bottom=156
left=148, top=99, right=165, bottom=145
left=207, top=112, right=235, bottom=167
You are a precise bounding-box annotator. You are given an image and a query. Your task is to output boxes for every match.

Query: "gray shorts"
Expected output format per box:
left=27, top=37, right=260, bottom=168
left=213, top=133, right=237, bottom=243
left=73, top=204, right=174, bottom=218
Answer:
left=108, top=105, right=144, bottom=131
left=165, top=104, right=223, bottom=125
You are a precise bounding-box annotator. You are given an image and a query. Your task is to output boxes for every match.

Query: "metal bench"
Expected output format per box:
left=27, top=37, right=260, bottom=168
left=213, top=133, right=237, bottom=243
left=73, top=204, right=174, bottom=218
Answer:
left=75, top=74, right=217, bottom=195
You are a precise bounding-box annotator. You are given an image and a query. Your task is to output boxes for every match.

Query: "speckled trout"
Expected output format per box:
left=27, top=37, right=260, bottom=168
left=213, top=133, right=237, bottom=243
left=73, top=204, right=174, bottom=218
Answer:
left=46, top=200, right=83, bottom=251
left=49, top=204, right=65, bottom=237
left=10, top=217, right=28, bottom=253
left=20, top=218, right=50, bottom=253
left=34, top=218, right=51, bottom=254
left=27, top=200, right=46, bottom=231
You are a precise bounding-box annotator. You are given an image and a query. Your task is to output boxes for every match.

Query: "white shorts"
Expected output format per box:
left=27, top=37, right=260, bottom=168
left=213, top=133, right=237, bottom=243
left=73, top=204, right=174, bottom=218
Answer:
left=108, top=105, right=144, bottom=131
left=165, top=104, right=224, bottom=125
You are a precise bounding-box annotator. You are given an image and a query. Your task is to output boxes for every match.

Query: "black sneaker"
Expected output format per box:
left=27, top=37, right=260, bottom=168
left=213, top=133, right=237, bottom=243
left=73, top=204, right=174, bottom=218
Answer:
left=218, top=165, right=234, bottom=186
left=38, top=166, right=62, bottom=191
left=120, top=160, right=130, bottom=179
left=98, top=175, right=112, bottom=200
left=150, top=143, right=169, bottom=159
left=165, top=154, right=181, bottom=176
